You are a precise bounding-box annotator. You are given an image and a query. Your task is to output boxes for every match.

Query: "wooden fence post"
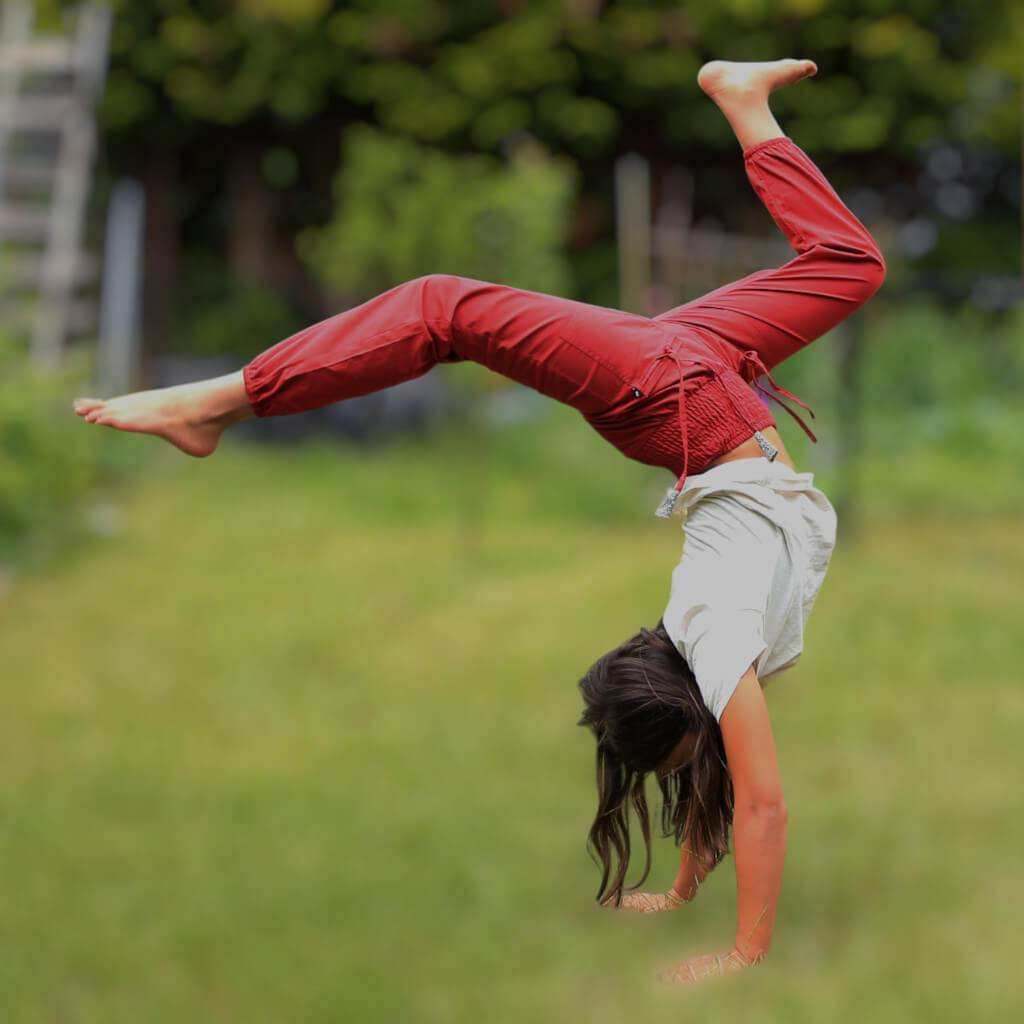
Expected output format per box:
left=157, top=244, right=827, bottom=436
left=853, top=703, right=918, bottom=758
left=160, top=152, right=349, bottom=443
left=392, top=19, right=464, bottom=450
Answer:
left=615, top=152, right=651, bottom=314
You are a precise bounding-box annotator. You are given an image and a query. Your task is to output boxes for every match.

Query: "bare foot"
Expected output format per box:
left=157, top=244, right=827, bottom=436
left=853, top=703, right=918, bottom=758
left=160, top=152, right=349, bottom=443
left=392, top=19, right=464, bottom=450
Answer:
left=71, top=377, right=246, bottom=457
left=697, top=58, right=817, bottom=104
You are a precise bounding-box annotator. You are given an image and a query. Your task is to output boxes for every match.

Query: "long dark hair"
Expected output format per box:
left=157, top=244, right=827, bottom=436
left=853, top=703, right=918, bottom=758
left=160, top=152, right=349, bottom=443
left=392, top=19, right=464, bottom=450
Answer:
left=577, top=618, right=733, bottom=906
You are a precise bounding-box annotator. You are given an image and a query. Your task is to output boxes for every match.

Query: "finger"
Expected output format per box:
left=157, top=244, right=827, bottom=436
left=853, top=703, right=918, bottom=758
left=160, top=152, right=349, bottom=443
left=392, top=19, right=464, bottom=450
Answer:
left=657, top=963, right=697, bottom=986
left=659, top=952, right=728, bottom=986
left=623, top=892, right=656, bottom=912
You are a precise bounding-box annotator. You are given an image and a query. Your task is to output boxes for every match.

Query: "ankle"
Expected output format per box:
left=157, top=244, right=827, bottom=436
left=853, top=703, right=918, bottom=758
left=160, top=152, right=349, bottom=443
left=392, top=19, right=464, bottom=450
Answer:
left=725, top=106, right=785, bottom=154
left=219, top=403, right=257, bottom=427
left=200, top=371, right=255, bottom=424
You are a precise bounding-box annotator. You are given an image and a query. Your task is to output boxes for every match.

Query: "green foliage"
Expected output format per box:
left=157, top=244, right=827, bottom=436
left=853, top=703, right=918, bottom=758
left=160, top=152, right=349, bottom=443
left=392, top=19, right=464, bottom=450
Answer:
left=90, top=1, right=1023, bottom=309
left=298, top=125, right=576, bottom=300
left=98, top=0, right=473, bottom=134
left=744, top=293, right=1024, bottom=501
left=0, top=337, right=140, bottom=566
left=859, top=296, right=1023, bottom=415
left=168, top=267, right=306, bottom=358
left=101, top=0, right=340, bottom=129
left=917, top=218, right=1023, bottom=275
left=97, top=1, right=1023, bottom=156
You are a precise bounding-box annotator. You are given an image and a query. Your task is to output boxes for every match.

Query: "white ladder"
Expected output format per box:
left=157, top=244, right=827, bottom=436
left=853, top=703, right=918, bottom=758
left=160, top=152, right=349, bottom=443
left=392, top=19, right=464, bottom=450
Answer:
left=0, top=1, right=111, bottom=367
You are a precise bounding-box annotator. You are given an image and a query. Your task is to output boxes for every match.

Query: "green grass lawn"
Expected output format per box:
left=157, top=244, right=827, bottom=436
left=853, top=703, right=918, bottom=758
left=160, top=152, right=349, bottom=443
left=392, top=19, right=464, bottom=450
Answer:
left=2, top=403, right=1023, bottom=1022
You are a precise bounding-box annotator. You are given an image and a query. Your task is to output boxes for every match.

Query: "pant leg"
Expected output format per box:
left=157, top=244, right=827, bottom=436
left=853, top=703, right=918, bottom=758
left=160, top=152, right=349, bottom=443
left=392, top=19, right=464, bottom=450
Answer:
left=653, top=135, right=886, bottom=372
left=243, top=274, right=671, bottom=419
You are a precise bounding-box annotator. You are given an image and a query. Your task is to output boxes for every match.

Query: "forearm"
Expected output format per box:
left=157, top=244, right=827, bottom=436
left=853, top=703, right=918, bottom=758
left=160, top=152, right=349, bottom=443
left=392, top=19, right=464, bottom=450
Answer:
left=731, top=801, right=788, bottom=960
left=672, top=844, right=715, bottom=901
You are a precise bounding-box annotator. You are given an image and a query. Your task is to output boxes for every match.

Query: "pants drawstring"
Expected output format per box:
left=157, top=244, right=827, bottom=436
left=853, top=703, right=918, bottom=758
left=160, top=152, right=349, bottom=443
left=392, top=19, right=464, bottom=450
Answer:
left=736, top=349, right=818, bottom=444
left=653, top=345, right=818, bottom=520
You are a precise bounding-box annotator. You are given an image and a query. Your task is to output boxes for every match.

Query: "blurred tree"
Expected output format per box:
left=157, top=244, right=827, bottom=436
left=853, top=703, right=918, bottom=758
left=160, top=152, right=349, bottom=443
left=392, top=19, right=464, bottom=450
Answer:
left=39, top=0, right=1020, bottom=346
left=297, top=125, right=574, bottom=299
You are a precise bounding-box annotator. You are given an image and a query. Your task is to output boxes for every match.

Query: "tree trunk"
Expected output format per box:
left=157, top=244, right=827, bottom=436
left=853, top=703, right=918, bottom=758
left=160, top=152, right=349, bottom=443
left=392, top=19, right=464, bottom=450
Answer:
left=138, top=151, right=180, bottom=386
left=226, top=145, right=277, bottom=287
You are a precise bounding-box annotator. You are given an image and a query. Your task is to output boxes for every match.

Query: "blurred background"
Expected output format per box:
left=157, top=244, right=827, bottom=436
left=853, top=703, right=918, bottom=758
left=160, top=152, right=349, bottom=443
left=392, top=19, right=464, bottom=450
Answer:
left=1, top=1, right=1022, bottom=1021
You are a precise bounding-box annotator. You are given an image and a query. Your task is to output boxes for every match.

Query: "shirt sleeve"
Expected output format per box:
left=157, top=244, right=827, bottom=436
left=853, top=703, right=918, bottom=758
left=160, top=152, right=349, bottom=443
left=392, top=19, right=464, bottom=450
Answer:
left=661, top=494, right=782, bottom=721
left=668, top=604, right=768, bottom=721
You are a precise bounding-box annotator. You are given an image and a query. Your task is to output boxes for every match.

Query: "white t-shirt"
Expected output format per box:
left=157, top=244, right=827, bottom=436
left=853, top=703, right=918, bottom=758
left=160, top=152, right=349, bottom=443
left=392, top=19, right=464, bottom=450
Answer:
left=661, top=457, right=838, bottom=721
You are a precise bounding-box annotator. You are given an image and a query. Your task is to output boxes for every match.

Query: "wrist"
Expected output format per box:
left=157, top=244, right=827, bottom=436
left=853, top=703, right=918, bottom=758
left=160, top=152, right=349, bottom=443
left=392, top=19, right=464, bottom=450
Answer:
left=670, top=876, right=700, bottom=902
left=665, top=886, right=690, bottom=907
left=731, top=943, right=768, bottom=966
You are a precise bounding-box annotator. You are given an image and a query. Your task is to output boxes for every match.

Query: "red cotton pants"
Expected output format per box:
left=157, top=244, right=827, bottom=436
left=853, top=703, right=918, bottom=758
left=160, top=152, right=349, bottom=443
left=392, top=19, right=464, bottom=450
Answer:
left=242, top=135, right=886, bottom=514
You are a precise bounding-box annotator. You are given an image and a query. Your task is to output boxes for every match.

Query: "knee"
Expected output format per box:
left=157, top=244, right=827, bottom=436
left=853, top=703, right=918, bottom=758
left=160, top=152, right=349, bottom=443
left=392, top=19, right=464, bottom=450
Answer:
left=408, top=273, right=474, bottom=316
left=861, top=245, right=887, bottom=297
left=406, top=274, right=466, bottom=357
left=833, top=241, right=886, bottom=304
left=404, top=273, right=458, bottom=319
left=412, top=273, right=467, bottom=294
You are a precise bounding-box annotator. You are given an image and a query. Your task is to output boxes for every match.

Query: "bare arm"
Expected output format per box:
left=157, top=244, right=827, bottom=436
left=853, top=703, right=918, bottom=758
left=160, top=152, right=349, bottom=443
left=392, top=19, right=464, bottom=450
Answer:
left=671, top=842, right=716, bottom=901
left=607, top=792, right=720, bottom=913
left=607, top=664, right=784, bottom=927
left=719, top=663, right=788, bottom=961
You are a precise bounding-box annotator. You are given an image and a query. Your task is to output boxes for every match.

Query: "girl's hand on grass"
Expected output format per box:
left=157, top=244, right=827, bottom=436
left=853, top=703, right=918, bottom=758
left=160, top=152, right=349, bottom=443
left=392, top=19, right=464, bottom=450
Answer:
left=601, top=888, right=689, bottom=913
left=657, top=947, right=760, bottom=986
